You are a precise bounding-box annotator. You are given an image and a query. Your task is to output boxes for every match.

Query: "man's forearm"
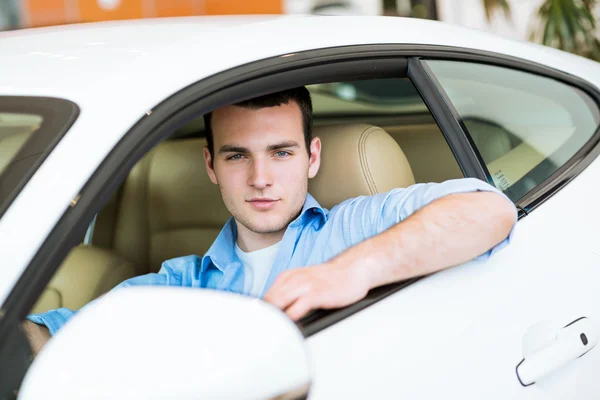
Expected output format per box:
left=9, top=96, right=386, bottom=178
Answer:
left=330, top=191, right=516, bottom=289
left=22, top=320, right=51, bottom=357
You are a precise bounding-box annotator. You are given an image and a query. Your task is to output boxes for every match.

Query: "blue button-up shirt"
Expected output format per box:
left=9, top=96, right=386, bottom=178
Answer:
left=28, top=178, right=516, bottom=336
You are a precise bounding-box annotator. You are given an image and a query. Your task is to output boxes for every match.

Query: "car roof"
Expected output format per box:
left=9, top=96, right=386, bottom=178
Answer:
left=2, top=15, right=599, bottom=108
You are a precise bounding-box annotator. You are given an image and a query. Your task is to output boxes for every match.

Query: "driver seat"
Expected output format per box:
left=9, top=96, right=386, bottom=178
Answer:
left=309, top=123, right=415, bottom=207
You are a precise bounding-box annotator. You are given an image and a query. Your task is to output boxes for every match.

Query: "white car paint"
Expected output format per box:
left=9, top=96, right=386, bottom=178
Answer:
left=1, top=15, right=600, bottom=399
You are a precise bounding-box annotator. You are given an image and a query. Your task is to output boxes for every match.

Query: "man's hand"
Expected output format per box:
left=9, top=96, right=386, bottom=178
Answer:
left=22, top=320, right=50, bottom=357
left=264, top=261, right=371, bottom=321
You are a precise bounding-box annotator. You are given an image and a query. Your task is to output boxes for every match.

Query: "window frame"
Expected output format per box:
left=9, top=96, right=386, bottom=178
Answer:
left=1, top=44, right=599, bottom=345
left=0, top=97, right=79, bottom=220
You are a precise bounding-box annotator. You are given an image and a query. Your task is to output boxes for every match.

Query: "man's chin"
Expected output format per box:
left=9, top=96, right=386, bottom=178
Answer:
left=243, top=215, right=291, bottom=235
left=246, top=223, right=288, bottom=235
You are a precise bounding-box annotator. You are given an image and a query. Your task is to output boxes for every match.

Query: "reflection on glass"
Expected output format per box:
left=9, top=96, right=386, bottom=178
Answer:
left=425, top=60, right=600, bottom=201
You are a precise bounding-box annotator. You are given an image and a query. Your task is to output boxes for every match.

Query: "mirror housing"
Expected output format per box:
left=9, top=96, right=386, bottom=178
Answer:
left=19, top=287, right=311, bottom=400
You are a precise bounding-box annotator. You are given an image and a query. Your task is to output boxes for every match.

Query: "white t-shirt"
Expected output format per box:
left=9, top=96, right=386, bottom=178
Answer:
left=235, top=241, right=281, bottom=297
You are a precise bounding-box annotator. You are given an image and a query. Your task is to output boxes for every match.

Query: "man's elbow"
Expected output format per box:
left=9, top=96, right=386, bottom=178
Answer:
left=489, top=192, right=517, bottom=238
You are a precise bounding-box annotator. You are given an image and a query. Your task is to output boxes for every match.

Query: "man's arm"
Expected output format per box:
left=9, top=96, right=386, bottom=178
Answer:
left=22, top=320, right=51, bottom=357
left=264, top=190, right=516, bottom=320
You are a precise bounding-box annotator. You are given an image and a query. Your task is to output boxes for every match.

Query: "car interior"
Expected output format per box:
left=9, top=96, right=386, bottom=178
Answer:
left=30, top=121, right=428, bottom=313
left=26, top=78, right=522, bottom=315
left=18, top=74, right=591, bottom=315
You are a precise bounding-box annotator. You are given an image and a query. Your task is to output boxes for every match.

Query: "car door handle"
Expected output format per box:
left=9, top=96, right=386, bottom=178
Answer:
left=516, top=317, right=598, bottom=386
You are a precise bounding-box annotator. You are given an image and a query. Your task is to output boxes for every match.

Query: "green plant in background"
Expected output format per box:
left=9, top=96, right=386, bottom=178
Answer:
left=485, top=0, right=600, bottom=61
left=482, top=0, right=512, bottom=21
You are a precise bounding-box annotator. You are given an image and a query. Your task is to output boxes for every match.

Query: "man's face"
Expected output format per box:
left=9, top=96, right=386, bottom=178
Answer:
left=204, top=102, right=321, bottom=237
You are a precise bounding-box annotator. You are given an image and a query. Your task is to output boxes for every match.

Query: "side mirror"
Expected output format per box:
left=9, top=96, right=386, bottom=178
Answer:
left=19, top=287, right=311, bottom=400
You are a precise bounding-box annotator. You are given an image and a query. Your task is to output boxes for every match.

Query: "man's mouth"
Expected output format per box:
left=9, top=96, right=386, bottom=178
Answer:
left=247, top=198, right=279, bottom=211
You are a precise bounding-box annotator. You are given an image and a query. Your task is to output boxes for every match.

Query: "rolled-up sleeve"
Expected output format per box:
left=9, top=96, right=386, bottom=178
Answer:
left=27, top=308, right=77, bottom=337
left=328, top=178, right=517, bottom=260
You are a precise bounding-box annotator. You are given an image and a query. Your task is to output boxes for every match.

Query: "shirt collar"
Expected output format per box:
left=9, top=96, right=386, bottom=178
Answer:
left=291, top=193, right=327, bottom=227
left=201, top=193, right=327, bottom=272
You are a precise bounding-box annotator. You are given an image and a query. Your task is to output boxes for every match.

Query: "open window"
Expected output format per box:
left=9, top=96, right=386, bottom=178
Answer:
left=31, top=75, right=454, bottom=316
left=23, top=59, right=464, bottom=336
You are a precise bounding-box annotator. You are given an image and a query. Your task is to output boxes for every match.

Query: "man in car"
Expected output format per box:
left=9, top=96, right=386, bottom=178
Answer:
left=23, top=87, right=516, bottom=354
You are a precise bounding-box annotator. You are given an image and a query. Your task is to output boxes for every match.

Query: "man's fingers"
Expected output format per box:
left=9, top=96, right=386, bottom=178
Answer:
left=264, top=274, right=311, bottom=310
left=263, top=274, right=290, bottom=304
left=285, top=297, right=313, bottom=321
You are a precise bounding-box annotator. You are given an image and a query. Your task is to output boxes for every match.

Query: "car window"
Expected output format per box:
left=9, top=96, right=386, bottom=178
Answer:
left=0, top=112, right=43, bottom=173
left=0, top=97, right=78, bottom=219
left=425, top=60, right=600, bottom=202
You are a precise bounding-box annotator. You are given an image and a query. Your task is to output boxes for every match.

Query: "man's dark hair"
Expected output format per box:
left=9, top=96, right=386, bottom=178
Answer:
left=203, top=87, right=313, bottom=159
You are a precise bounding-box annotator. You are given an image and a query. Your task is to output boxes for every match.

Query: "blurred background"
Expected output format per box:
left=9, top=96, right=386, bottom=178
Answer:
left=1, top=0, right=599, bottom=61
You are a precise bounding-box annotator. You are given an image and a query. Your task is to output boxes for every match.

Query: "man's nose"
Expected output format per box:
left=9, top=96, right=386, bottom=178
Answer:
left=247, top=158, right=273, bottom=189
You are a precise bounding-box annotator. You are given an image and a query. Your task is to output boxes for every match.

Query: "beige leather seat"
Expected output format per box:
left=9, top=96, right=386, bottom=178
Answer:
left=382, top=119, right=513, bottom=183
left=384, top=123, right=463, bottom=183
left=31, top=245, right=136, bottom=313
left=310, top=123, right=415, bottom=208
left=96, top=139, right=230, bottom=275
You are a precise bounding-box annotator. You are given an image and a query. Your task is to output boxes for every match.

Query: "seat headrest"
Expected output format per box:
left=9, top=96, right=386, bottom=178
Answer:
left=308, top=124, right=415, bottom=209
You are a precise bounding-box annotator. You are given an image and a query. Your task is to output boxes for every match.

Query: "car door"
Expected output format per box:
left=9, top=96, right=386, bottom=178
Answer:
left=426, top=58, right=600, bottom=396
left=306, top=57, right=600, bottom=399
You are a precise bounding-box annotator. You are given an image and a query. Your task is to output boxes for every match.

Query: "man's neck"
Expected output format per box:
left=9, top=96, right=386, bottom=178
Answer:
left=235, top=222, right=285, bottom=253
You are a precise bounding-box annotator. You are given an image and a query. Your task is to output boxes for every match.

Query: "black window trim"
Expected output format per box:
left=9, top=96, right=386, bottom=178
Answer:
left=0, top=97, right=80, bottom=220
left=1, top=44, right=599, bottom=346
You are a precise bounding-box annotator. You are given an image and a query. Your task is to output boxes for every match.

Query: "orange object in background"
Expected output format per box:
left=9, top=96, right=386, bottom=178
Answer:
left=24, top=0, right=68, bottom=27
left=154, top=0, right=199, bottom=18
left=204, top=0, right=282, bottom=14
left=78, top=0, right=144, bottom=22
left=21, top=0, right=284, bottom=28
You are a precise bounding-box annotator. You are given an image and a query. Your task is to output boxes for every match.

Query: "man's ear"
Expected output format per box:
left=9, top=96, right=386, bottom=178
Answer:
left=308, top=137, right=321, bottom=179
left=203, top=146, right=218, bottom=184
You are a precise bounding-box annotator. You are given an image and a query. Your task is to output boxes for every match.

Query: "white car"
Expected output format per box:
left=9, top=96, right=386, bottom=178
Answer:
left=1, top=15, right=600, bottom=400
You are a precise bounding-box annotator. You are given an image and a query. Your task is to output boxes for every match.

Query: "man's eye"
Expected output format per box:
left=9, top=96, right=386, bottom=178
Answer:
left=274, top=151, right=291, bottom=158
left=227, top=154, right=244, bottom=161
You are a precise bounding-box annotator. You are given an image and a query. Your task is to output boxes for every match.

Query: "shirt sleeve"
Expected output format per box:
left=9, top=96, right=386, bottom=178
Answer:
left=327, top=177, right=517, bottom=261
left=25, top=255, right=201, bottom=336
